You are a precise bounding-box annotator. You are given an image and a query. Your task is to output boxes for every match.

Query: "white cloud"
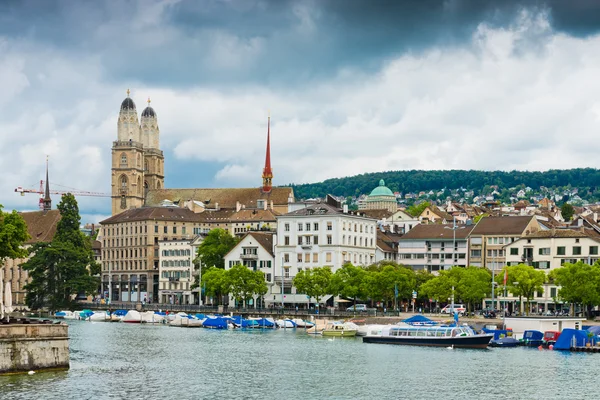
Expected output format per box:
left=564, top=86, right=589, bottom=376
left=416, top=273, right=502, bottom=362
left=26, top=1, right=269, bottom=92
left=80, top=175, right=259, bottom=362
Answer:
left=2, top=10, right=600, bottom=220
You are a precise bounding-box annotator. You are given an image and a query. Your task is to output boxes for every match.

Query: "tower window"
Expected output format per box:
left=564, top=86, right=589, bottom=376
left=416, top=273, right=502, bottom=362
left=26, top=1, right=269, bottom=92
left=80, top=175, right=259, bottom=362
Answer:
left=120, top=153, right=127, bottom=166
left=121, top=175, right=128, bottom=188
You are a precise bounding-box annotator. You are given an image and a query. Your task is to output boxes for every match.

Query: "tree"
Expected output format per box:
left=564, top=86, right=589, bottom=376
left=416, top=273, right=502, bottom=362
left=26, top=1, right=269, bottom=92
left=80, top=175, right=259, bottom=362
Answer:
left=225, top=264, right=268, bottom=307
left=293, top=267, right=332, bottom=306
left=363, top=263, right=415, bottom=310
left=457, top=267, right=491, bottom=312
left=561, top=203, right=574, bottom=221
left=497, top=264, right=546, bottom=315
left=201, top=267, right=227, bottom=305
left=194, top=228, right=239, bottom=269
left=329, top=263, right=367, bottom=310
left=406, top=201, right=430, bottom=217
left=22, top=194, right=99, bottom=311
left=0, top=205, right=30, bottom=262
left=550, top=261, right=600, bottom=318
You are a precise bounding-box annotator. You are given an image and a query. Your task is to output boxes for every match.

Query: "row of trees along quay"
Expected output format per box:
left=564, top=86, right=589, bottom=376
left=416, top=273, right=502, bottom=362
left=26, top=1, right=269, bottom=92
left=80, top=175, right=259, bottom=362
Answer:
left=194, top=229, right=600, bottom=318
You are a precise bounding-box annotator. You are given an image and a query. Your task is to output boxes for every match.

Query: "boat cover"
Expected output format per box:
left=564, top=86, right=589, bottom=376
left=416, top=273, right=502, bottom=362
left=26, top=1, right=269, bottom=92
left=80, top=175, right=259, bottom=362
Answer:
left=254, top=318, right=275, bottom=328
left=402, top=315, right=436, bottom=325
left=523, top=330, right=544, bottom=341
left=203, top=317, right=230, bottom=329
left=554, top=329, right=591, bottom=350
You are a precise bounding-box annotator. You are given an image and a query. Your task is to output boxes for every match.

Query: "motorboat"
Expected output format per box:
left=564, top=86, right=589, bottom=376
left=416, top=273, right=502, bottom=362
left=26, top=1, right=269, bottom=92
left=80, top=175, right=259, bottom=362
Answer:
left=78, top=310, right=94, bottom=320
left=276, top=319, right=297, bottom=328
left=231, top=316, right=259, bottom=329
left=122, top=310, right=142, bottom=323
left=249, top=317, right=276, bottom=329
left=363, top=325, right=493, bottom=349
left=321, top=321, right=358, bottom=337
left=55, top=311, right=77, bottom=320
left=489, top=337, right=520, bottom=348
left=169, top=314, right=202, bottom=327
left=292, top=319, right=315, bottom=328
left=357, top=324, right=386, bottom=337
left=521, top=330, right=544, bottom=347
left=140, top=311, right=165, bottom=324
left=88, top=311, right=110, bottom=322
left=202, top=316, right=232, bottom=329
left=110, top=310, right=127, bottom=322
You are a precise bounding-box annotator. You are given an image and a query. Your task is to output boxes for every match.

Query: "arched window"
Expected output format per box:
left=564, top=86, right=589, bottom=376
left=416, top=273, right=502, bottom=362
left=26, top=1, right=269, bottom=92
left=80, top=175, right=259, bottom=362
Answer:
left=120, top=175, right=128, bottom=188
left=120, top=153, right=127, bottom=166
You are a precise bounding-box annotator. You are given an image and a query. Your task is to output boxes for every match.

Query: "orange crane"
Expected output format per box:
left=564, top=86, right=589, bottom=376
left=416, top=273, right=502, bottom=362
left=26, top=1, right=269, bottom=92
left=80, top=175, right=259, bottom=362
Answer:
left=15, top=158, right=110, bottom=209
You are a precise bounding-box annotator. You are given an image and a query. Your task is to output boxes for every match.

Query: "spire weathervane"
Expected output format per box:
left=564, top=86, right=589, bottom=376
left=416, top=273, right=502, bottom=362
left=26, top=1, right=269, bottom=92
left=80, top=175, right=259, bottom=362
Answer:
left=127, top=88, right=130, bottom=97
left=147, top=97, right=151, bottom=106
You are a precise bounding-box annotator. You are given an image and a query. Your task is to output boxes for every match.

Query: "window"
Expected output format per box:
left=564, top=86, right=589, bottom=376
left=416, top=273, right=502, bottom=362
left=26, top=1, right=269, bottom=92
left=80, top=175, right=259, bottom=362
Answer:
left=163, top=226, right=167, bottom=234
left=539, top=248, right=551, bottom=256
left=297, top=254, right=303, bottom=262
left=298, top=236, right=302, bottom=245
left=573, top=246, right=582, bottom=256
left=557, top=246, right=566, bottom=255
left=591, top=246, right=599, bottom=255
left=327, top=222, right=332, bottom=231
left=298, top=223, right=303, bottom=231
left=471, top=250, right=481, bottom=258
left=327, top=235, right=332, bottom=245
left=182, top=227, right=186, bottom=235
left=284, top=236, right=290, bottom=245
left=304, top=253, right=310, bottom=263
left=173, top=226, right=177, bottom=234
left=314, top=235, right=319, bottom=245
left=120, top=153, right=127, bottom=166
left=285, top=223, right=290, bottom=232
left=284, top=254, right=290, bottom=263
left=313, top=253, right=318, bottom=263
left=326, top=252, right=332, bottom=262
left=284, top=268, right=290, bottom=278
left=305, top=236, right=311, bottom=245
left=510, top=248, right=518, bottom=255
left=550, top=287, right=557, bottom=298
left=314, top=223, right=319, bottom=231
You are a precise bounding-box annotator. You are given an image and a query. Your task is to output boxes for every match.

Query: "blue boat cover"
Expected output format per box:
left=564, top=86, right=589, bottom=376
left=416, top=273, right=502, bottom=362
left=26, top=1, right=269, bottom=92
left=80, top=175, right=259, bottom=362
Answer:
left=554, top=329, right=591, bottom=350
left=482, top=329, right=509, bottom=340
left=203, top=317, right=229, bottom=329
left=523, top=330, right=544, bottom=341
left=112, top=310, right=128, bottom=316
left=254, top=318, right=275, bottom=328
left=402, top=315, right=435, bottom=325
left=586, top=326, right=600, bottom=335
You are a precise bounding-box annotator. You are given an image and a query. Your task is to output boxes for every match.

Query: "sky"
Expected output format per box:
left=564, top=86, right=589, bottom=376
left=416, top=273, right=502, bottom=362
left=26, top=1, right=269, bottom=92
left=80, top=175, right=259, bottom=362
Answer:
left=2, top=0, right=600, bottom=223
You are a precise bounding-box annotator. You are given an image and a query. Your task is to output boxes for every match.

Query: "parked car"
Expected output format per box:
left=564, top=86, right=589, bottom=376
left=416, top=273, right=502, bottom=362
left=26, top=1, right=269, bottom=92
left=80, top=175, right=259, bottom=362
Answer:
left=440, top=304, right=466, bottom=316
left=346, top=304, right=367, bottom=312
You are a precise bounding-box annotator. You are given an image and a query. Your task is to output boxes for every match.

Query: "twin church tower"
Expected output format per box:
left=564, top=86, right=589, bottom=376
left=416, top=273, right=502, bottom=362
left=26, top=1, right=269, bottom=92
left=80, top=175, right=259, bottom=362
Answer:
left=110, top=90, right=275, bottom=216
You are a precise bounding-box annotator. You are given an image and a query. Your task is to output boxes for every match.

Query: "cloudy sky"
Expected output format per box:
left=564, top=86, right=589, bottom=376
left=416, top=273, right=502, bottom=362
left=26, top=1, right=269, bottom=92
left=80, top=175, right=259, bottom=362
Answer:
left=2, top=0, right=600, bottom=222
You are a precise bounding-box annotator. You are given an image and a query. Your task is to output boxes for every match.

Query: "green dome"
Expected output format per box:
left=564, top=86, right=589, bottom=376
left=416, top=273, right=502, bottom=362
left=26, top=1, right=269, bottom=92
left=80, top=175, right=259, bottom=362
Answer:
left=368, top=179, right=394, bottom=198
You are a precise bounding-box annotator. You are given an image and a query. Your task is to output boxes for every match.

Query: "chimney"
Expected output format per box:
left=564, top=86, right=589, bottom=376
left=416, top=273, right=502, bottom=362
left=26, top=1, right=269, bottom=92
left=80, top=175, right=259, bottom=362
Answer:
left=594, top=212, right=598, bottom=222
left=215, top=202, right=219, bottom=211
left=343, top=204, right=348, bottom=213
left=578, top=218, right=583, bottom=227
left=263, top=200, right=267, bottom=211
left=270, top=200, right=274, bottom=211
left=236, top=201, right=241, bottom=212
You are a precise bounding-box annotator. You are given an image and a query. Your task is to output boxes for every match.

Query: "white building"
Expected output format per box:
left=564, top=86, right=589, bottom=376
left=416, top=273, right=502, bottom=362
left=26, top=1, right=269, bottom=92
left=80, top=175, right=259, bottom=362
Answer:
left=224, top=232, right=275, bottom=308
left=274, top=200, right=377, bottom=307
left=158, top=239, right=195, bottom=305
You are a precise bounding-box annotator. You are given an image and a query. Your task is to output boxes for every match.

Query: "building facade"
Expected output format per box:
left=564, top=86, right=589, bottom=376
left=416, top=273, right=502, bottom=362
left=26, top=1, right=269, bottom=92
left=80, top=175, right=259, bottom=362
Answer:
left=273, top=201, right=377, bottom=306
left=158, top=239, right=195, bottom=305
left=358, top=179, right=397, bottom=212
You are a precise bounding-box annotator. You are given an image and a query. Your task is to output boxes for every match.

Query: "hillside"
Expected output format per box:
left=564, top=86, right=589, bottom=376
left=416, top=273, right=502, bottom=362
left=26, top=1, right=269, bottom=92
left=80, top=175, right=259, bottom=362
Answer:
left=288, top=169, right=600, bottom=202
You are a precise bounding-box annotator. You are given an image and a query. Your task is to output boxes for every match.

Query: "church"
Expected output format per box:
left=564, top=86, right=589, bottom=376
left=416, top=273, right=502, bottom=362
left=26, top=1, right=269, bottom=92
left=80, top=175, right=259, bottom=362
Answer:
left=111, top=90, right=294, bottom=215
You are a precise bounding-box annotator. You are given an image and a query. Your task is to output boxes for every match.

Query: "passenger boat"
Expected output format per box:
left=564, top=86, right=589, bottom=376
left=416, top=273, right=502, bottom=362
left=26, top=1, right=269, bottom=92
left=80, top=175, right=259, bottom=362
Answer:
left=363, top=325, right=493, bottom=348
left=357, top=324, right=386, bottom=337
left=321, top=321, right=358, bottom=337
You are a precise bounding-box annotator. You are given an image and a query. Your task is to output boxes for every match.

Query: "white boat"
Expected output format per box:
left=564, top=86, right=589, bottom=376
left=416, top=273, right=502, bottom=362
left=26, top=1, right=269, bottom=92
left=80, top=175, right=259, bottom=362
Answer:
left=88, top=311, right=110, bottom=321
left=292, top=319, right=315, bottom=328
left=276, top=319, right=297, bottom=328
left=55, top=311, right=77, bottom=320
left=122, top=310, right=142, bottom=323
left=169, top=314, right=202, bottom=327
left=140, top=311, right=165, bottom=324
left=357, top=324, right=386, bottom=337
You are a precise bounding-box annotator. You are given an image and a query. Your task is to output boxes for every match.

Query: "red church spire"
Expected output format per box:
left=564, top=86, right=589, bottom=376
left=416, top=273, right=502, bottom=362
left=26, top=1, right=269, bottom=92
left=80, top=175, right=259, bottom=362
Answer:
left=262, top=114, right=273, bottom=193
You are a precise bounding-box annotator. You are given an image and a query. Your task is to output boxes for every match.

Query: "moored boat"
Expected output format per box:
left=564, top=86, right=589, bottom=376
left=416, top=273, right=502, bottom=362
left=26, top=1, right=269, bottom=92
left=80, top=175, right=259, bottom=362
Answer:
left=363, top=325, right=493, bottom=349
left=322, top=321, right=358, bottom=337
left=141, top=311, right=165, bottom=324
left=489, top=337, right=520, bottom=348
left=276, top=319, right=297, bottom=328
left=55, top=311, right=76, bottom=320
left=292, top=319, right=315, bottom=329
left=88, top=311, right=110, bottom=321
left=357, top=324, right=386, bottom=337
left=110, top=310, right=127, bottom=322
left=521, top=330, right=544, bottom=347
left=122, top=310, right=142, bottom=323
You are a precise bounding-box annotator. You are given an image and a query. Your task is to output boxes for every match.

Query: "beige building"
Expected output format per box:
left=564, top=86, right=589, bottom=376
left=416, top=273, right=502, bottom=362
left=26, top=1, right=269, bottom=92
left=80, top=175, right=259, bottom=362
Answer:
left=158, top=239, right=195, bottom=305
left=358, top=180, right=397, bottom=213
left=1, top=209, right=61, bottom=307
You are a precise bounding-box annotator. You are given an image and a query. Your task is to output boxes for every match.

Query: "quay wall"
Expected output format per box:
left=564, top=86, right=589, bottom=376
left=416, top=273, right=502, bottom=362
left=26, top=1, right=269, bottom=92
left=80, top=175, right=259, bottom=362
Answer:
left=0, top=324, right=69, bottom=374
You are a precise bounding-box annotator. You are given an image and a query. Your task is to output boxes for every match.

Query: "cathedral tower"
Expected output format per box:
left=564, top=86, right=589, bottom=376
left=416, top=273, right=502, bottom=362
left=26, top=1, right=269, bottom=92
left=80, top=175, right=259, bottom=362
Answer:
left=140, top=97, right=164, bottom=197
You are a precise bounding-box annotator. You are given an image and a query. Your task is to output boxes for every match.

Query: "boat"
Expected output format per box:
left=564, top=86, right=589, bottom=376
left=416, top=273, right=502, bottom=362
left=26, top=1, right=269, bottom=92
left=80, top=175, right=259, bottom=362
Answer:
left=292, top=319, right=315, bottom=328
left=357, top=324, right=386, bottom=337
left=110, top=310, right=127, bottom=322
left=88, top=311, right=110, bottom=321
left=489, top=337, right=520, bottom=347
left=250, top=317, right=276, bottom=329
left=169, top=314, right=202, bottom=327
left=78, top=309, right=94, bottom=320
left=543, top=331, right=561, bottom=347
left=55, top=311, right=76, bottom=320
left=322, top=321, right=358, bottom=337
left=202, top=316, right=232, bottom=329
left=363, top=325, right=493, bottom=348
left=521, top=330, right=544, bottom=347
left=140, top=311, right=165, bottom=324
left=231, top=316, right=259, bottom=329
left=276, top=319, right=297, bottom=328
left=122, top=310, right=142, bottom=323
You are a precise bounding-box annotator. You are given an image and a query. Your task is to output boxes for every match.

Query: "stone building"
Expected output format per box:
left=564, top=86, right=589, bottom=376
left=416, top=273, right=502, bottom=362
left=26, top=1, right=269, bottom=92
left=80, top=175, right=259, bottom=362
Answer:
left=359, top=180, right=397, bottom=213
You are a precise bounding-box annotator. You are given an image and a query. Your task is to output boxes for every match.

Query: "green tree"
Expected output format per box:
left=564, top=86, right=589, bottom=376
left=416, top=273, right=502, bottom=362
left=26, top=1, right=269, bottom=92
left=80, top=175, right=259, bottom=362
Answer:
left=22, top=194, right=99, bottom=311
left=0, top=204, right=30, bottom=262
left=406, top=201, right=430, bottom=217
left=225, top=264, right=268, bottom=307
left=293, top=267, right=332, bottom=306
left=550, top=261, right=600, bottom=318
left=364, top=263, right=415, bottom=310
left=194, top=228, right=239, bottom=269
left=497, top=264, right=546, bottom=315
left=414, top=269, right=435, bottom=302
left=457, top=267, right=491, bottom=312
left=561, top=203, right=574, bottom=221
left=201, top=267, right=228, bottom=305
left=329, top=263, right=367, bottom=310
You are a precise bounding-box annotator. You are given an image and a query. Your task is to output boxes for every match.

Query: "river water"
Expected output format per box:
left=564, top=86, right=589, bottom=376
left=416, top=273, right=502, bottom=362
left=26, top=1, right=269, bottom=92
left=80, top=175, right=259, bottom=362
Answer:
left=0, top=320, right=596, bottom=400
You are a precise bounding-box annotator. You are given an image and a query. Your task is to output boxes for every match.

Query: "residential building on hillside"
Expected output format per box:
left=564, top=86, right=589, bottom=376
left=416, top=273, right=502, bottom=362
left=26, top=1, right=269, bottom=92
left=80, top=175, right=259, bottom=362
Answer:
left=419, top=205, right=453, bottom=224
left=360, top=208, right=420, bottom=234
left=468, top=216, right=541, bottom=271
left=274, top=198, right=377, bottom=307
left=158, top=239, right=195, bottom=305
left=398, top=223, right=475, bottom=272
left=224, top=232, right=274, bottom=308
left=375, top=229, right=403, bottom=263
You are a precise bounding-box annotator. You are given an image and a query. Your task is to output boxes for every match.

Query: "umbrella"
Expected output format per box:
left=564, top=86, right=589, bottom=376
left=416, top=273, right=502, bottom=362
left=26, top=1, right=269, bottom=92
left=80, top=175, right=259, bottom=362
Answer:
left=5, top=282, right=12, bottom=322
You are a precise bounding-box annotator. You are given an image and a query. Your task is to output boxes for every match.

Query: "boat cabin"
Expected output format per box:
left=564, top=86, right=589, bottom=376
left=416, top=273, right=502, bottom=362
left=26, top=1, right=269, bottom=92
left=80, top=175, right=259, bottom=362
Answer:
left=385, top=326, right=475, bottom=338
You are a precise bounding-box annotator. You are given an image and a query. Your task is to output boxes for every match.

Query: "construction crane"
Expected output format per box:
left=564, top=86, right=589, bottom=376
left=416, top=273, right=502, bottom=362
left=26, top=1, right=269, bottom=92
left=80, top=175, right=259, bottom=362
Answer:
left=15, top=158, right=111, bottom=210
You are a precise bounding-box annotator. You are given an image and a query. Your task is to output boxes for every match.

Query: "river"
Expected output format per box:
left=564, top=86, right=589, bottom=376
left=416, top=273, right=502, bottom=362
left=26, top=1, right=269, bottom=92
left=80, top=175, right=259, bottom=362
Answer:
left=0, top=320, right=596, bottom=399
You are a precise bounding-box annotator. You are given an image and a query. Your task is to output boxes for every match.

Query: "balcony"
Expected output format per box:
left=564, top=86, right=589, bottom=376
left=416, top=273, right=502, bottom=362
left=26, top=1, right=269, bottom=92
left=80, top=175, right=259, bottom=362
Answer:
left=240, top=253, right=258, bottom=260
left=169, top=277, right=180, bottom=282
left=301, top=245, right=313, bottom=250
left=274, top=276, right=294, bottom=283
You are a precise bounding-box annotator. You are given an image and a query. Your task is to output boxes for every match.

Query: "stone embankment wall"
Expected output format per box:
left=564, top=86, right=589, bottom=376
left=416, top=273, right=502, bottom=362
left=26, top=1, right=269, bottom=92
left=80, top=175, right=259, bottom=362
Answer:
left=0, top=324, right=69, bottom=374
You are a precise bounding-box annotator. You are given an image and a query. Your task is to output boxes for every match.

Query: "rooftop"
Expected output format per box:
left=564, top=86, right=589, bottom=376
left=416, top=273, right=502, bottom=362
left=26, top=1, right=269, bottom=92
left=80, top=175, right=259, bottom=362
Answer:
left=399, top=223, right=475, bottom=241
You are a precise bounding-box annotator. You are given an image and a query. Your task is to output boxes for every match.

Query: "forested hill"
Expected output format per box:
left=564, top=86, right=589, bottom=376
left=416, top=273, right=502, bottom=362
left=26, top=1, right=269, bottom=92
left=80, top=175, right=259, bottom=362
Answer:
left=287, top=169, right=600, bottom=200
